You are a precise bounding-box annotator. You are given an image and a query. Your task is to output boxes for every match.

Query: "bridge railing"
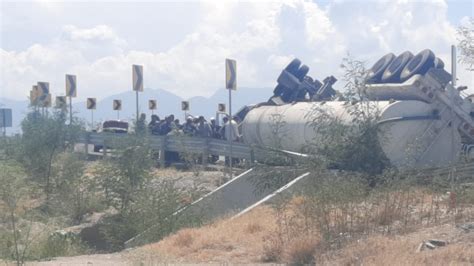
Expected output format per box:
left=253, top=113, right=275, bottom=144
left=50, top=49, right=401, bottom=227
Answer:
left=81, top=132, right=255, bottom=164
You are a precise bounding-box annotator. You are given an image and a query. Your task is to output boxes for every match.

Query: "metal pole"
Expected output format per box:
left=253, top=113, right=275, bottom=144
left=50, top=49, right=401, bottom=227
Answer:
left=450, top=45, right=457, bottom=210
left=136, top=90, right=139, bottom=122
left=229, top=88, right=233, bottom=179
left=117, top=110, right=120, bottom=120
left=91, top=110, right=94, bottom=131
left=451, top=45, right=456, bottom=87
left=69, top=96, right=73, bottom=125
left=2, top=111, right=6, bottom=137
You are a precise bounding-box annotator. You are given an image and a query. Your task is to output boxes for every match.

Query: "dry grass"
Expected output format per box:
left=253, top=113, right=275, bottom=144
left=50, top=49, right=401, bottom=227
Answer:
left=127, top=190, right=473, bottom=265
left=319, top=224, right=474, bottom=265
left=131, top=206, right=278, bottom=263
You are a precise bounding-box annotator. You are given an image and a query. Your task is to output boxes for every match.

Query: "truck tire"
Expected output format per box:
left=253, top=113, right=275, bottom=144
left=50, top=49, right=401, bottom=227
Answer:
left=400, top=49, right=435, bottom=82
left=295, top=65, right=310, bottom=81
left=434, top=57, right=445, bottom=69
left=367, top=53, right=396, bottom=84
left=285, top=58, right=301, bottom=74
left=381, top=51, right=414, bottom=83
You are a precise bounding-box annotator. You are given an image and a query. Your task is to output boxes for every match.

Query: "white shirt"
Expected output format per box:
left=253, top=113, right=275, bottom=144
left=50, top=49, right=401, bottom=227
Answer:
left=224, top=120, right=240, bottom=141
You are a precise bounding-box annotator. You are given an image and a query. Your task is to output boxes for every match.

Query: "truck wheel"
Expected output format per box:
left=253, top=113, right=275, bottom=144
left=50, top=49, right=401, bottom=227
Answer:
left=285, top=58, right=301, bottom=74
left=295, top=65, right=309, bottom=81
left=381, top=51, right=413, bottom=83
left=367, top=53, right=396, bottom=84
left=400, top=49, right=435, bottom=82
left=434, top=57, right=445, bottom=69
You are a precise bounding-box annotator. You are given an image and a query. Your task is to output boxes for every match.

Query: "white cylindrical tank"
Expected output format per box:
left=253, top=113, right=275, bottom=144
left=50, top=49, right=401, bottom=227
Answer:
left=241, top=100, right=461, bottom=169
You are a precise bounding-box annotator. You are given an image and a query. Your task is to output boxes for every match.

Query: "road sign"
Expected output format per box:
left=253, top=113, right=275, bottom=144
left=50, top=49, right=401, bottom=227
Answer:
left=218, top=103, right=226, bottom=113
left=0, top=108, right=12, bottom=127
left=149, top=99, right=157, bottom=110
left=225, top=59, right=237, bottom=90
left=55, top=96, right=67, bottom=109
left=37, top=82, right=50, bottom=102
left=30, top=85, right=39, bottom=105
left=181, top=101, right=190, bottom=111
left=113, top=99, right=122, bottom=111
left=87, top=98, right=96, bottom=110
left=66, top=74, right=77, bottom=97
left=133, top=65, right=144, bottom=92
left=42, top=94, right=52, bottom=108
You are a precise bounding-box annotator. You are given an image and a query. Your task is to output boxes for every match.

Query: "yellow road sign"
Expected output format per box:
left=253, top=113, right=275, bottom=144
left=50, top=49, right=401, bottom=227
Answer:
left=66, top=74, right=77, bottom=97
left=113, top=99, right=122, bottom=111
left=30, top=85, right=39, bottom=105
left=87, top=98, right=96, bottom=110
left=225, top=59, right=237, bottom=90
left=42, top=94, right=52, bottom=108
left=37, top=82, right=50, bottom=103
left=132, top=65, right=144, bottom=92
left=181, top=101, right=189, bottom=111
left=149, top=99, right=157, bottom=110
left=218, top=103, right=226, bottom=113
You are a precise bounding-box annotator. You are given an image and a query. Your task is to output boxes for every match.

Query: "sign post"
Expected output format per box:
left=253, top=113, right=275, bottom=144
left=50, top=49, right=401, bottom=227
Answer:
left=133, top=65, right=144, bottom=122
left=42, top=93, right=52, bottom=117
left=66, top=74, right=77, bottom=124
left=30, top=85, right=39, bottom=112
left=149, top=99, right=157, bottom=115
left=37, top=82, right=50, bottom=116
left=181, top=101, right=190, bottom=120
left=87, top=98, right=97, bottom=130
left=225, top=58, right=237, bottom=178
left=0, top=108, right=12, bottom=137
left=113, top=99, right=122, bottom=120
left=55, top=96, right=67, bottom=112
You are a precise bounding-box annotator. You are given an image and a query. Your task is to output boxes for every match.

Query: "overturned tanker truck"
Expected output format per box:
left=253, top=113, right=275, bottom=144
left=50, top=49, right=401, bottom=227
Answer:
left=237, top=49, right=474, bottom=169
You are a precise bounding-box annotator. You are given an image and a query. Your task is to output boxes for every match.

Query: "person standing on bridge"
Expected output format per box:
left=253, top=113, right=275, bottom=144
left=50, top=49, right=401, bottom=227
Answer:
left=148, top=115, right=161, bottom=135
left=221, top=116, right=241, bottom=142
left=182, top=117, right=196, bottom=136
left=196, top=116, right=212, bottom=138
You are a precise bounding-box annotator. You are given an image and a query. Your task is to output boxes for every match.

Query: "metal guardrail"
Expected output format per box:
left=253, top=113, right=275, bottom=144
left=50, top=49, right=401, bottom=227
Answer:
left=420, top=163, right=474, bottom=179
left=80, top=132, right=474, bottom=177
left=81, top=132, right=255, bottom=164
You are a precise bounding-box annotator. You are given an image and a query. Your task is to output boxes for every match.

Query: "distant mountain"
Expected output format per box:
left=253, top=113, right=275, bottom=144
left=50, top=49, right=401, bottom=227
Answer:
left=0, top=87, right=273, bottom=134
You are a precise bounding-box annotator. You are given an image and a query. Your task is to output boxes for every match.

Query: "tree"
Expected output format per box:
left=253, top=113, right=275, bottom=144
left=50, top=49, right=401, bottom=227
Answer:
left=95, top=135, right=154, bottom=210
left=16, top=110, right=83, bottom=206
left=0, top=162, right=31, bottom=266
left=457, top=17, right=474, bottom=71
left=52, top=153, right=100, bottom=223
left=305, top=55, right=389, bottom=177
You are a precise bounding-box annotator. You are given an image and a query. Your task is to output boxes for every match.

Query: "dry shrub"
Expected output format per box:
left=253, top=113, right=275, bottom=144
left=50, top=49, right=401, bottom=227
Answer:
left=172, top=229, right=195, bottom=248
left=245, top=222, right=263, bottom=234
left=284, top=237, right=319, bottom=266
left=130, top=183, right=473, bottom=264
left=319, top=226, right=474, bottom=266
left=261, top=235, right=283, bottom=262
left=136, top=206, right=277, bottom=263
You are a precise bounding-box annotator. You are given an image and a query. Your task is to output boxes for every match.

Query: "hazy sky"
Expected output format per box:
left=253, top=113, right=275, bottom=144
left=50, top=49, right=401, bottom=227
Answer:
left=1, top=0, right=473, bottom=101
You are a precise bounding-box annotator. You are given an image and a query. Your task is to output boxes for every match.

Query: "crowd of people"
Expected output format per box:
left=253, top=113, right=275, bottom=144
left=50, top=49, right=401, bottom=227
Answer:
left=135, top=113, right=242, bottom=142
